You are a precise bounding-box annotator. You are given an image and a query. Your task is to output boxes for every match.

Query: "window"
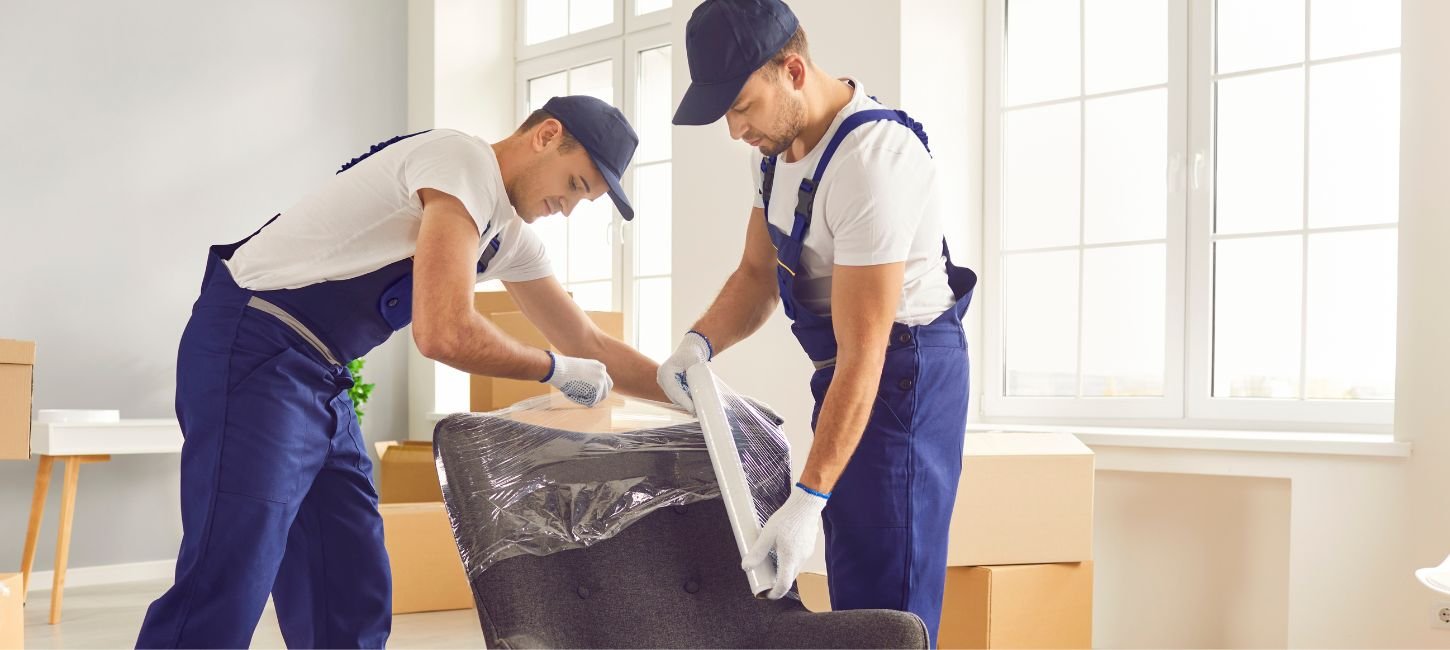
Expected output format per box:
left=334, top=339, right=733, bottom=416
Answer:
left=517, top=1, right=673, bottom=360
left=985, top=0, right=1400, bottom=428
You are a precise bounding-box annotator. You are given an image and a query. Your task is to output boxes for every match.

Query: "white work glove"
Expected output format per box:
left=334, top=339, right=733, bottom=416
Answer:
left=541, top=351, right=613, bottom=407
left=655, top=330, right=713, bottom=413
left=741, top=483, right=829, bottom=599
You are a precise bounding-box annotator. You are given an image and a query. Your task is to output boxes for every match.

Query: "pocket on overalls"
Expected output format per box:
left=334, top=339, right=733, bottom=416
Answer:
left=218, top=347, right=323, bottom=503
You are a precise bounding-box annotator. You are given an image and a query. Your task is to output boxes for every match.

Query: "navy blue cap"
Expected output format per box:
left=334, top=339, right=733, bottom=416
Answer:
left=673, top=0, right=800, bottom=126
left=542, top=95, right=638, bottom=220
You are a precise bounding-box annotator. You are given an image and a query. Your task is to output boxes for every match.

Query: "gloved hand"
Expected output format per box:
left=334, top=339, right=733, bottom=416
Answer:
left=541, top=351, right=613, bottom=407
left=741, top=483, right=829, bottom=599
left=655, top=330, right=713, bottom=413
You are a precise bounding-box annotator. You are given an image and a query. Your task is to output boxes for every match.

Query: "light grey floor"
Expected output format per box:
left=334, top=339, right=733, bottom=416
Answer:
left=23, top=578, right=486, bottom=649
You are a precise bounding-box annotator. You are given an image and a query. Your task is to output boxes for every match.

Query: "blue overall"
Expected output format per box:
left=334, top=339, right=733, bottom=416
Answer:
left=137, top=132, right=502, bottom=648
left=761, top=108, right=977, bottom=647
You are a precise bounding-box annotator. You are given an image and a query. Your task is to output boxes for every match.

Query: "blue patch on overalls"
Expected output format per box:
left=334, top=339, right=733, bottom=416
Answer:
left=136, top=131, right=502, bottom=648
left=760, top=106, right=978, bottom=648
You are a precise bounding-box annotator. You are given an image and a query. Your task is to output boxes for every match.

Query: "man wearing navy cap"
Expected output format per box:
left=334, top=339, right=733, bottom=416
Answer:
left=137, top=95, right=666, bottom=648
left=659, top=1, right=978, bottom=645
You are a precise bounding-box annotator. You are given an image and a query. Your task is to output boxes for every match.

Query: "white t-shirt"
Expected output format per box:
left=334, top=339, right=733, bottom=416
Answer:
left=227, top=129, right=553, bottom=291
left=752, top=80, right=955, bottom=326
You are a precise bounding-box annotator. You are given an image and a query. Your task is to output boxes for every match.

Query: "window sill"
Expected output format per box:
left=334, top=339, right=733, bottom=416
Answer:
left=966, top=423, right=1410, bottom=458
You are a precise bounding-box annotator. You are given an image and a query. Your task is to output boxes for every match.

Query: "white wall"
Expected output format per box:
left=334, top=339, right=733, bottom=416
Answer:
left=1394, top=0, right=1450, bottom=646
left=405, top=0, right=517, bottom=439
left=0, top=0, right=408, bottom=573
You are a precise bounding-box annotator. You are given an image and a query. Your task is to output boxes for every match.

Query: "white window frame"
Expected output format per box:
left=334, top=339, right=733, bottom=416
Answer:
left=517, top=0, right=626, bottom=61
left=1184, top=0, right=1397, bottom=427
left=515, top=38, right=627, bottom=311
left=515, top=4, right=672, bottom=353
left=982, top=0, right=1397, bottom=432
left=982, top=0, right=1190, bottom=422
left=621, top=26, right=673, bottom=350
left=625, top=0, right=671, bottom=31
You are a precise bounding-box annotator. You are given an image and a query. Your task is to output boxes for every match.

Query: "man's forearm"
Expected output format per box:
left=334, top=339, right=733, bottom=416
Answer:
left=691, top=265, right=779, bottom=355
left=424, top=312, right=553, bottom=382
left=594, top=335, right=670, bottom=401
left=797, top=355, right=887, bottom=493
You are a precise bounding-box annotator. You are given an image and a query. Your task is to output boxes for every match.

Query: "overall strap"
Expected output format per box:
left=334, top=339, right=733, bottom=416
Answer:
left=337, top=130, right=432, bottom=174
left=783, top=108, right=928, bottom=243
left=476, top=233, right=503, bottom=274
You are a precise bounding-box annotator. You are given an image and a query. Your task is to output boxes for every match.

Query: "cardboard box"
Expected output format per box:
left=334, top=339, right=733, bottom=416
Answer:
left=947, top=433, right=1094, bottom=566
left=469, top=292, right=544, bottom=411
left=797, top=564, right=1091, bottom=649
left=374, top=441, right=443, bottom=504
left=0, top=339, right=35, bottom=460
left=468, top=293, right=627, bottom=412
left=796, top=571, right=831, bottom=612
left=0, top=573, right=21, bottom=649
left=380, top=503, right=474, bottom=614
left=940, top=562, right=1093, bottom=649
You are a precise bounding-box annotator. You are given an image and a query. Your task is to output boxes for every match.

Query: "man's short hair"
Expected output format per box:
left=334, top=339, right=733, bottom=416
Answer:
left=760, top=25, right=810, bottom=78
left=516, top=109, right=580, bottom=151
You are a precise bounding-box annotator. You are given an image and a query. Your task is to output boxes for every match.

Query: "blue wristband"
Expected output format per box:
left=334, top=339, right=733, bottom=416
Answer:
left=796, top=482, right=831, bottom=500
left=687, top=329, right=714, bottom=361
left=539, top=350, right=557, bottom=383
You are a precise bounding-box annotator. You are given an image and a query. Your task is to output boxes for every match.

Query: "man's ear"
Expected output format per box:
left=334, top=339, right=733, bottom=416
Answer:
left=785, top=55, right=807, bottom=90
left=532, top=118, right=564, bottom=152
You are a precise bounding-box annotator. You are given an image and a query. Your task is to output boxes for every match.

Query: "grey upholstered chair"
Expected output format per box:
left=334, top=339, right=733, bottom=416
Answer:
left=431, top=402, right=929, bottom=649
left=460, top=496, right=928, bottom=649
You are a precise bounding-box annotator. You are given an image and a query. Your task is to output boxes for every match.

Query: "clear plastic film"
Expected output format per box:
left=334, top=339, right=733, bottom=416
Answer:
left=433, top=376, right=791, bottom=586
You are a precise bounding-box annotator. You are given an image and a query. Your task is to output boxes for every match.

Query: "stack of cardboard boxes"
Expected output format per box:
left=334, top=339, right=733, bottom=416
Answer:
left=1, top=338, right=35, bottom=647
left=374, top=441, right=475, bottom=615
left=800, top=432, right=1095, bottom=649
left=377, top=292, right=626, bottom=615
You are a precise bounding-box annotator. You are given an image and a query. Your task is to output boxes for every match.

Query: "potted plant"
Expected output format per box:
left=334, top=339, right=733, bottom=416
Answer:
left=347, top=358, right=376, bottom=423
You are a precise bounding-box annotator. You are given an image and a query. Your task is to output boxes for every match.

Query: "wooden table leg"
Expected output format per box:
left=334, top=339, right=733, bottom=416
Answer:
left=20, top=455, right=55, bottom=601
left=46, top=454, right=107, bottom=625
left=50, top=457, right=81, bottom=625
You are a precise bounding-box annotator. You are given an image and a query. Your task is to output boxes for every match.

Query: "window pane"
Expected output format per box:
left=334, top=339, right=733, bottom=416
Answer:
left=1085, top=88, right=1166, bottom=244
left=1084, top=0, right=1168, bottom=94
left=1006, top=0, right=1080, bottom=106
left=569, top=0, right=613, bottom=34
left=1306, top=230, right=1396, bottom=400
left=635, top=277, right=672, bottom=363
left=1081, top=244, right=1165, bottom=397
left=532, top=214, right=569, bottom=279
left=1216, top=0, right=1304, bottom=75
left=569, top=281, right=614, bottom=311
left=567, top=198, right=613, bottom=282
left=1213, top=236, right=1303, bottom=398
left=636, top=45, right=673, bottom=163
left=1004, top=250, right=1080, bottom=397
left=634, top=162, right=671, bottom=277
left=529, top=72, right=569, bottom=112
left=526, top=0, right=569, bottom=45
left=1005, top=102, right=1080, bottom=250
left=569, top=60, right=614, bottom=105
left=1308, top=55, right=1399, bottom=229
left=1310, top=0, right=1400, bottom=60
left=1215, top=69, right=1304, bottom=234
left=635, top=0, right=670, bottom=16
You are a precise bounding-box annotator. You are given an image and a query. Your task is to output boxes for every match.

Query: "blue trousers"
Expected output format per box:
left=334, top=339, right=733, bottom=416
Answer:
left=811, top=334, right=969, bottom=649
left=136, top=273, right=391, bottom=648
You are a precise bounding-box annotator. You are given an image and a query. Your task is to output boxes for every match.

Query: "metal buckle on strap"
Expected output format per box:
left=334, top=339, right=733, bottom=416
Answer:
left=246, top=297, right=342, bottom=366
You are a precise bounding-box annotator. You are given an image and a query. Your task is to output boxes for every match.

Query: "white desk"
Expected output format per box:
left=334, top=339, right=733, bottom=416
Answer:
left=21, top=419, right=183, bottom=624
